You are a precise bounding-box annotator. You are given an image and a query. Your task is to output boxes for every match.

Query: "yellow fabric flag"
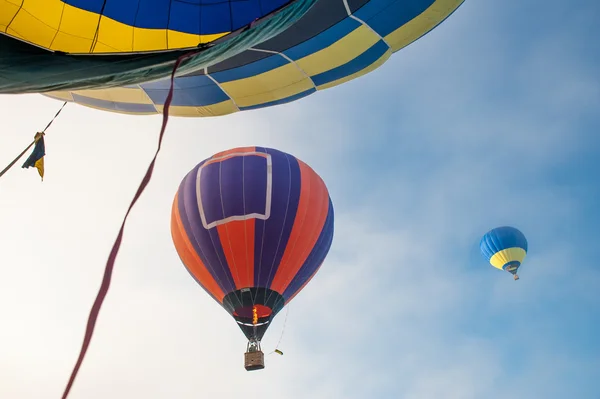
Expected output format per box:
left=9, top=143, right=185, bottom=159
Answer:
left=22, top=132, right=45, bottom=180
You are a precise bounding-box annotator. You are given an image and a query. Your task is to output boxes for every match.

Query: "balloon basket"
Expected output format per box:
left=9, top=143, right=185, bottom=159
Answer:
left=244, top=350, right=265, bottom=371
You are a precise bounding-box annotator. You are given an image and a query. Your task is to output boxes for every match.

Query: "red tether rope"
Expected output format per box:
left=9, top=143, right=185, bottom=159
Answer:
left=61, top=50, right=199, bottom=399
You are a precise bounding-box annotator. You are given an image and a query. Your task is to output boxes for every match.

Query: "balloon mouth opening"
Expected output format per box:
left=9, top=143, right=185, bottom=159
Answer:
left=234, top=304, right=273, bottom=319
left=222, top=287, right=285, bottom=340
left=504, top=262, right=520, bottom=273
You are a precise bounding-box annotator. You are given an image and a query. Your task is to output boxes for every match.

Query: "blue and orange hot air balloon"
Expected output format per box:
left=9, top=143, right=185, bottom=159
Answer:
left=170, top=146, right=334, bottom=370
left=480, top=226, right=528, bottom=281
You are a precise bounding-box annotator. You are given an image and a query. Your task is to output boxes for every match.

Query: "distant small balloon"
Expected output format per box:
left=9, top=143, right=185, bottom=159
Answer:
left=480, top=226, right=528, bottom=281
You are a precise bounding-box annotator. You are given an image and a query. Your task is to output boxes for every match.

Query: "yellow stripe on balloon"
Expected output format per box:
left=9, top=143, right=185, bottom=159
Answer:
left=296, top=24, right=380, bottom=77
left=489, top=247, right=527, bottom=270
left=385, top=0, right=464, bottom=52
left=220, top=63, right=314, bottom=108
left=316, top=48, right=391, bottom=90
left=156, top=101, right=239, bottom=117
left=45, top=91, right=75, bottom=102
left=70, top=87, right=155, bottom=104
left=0, top=0, right=228, bottom=53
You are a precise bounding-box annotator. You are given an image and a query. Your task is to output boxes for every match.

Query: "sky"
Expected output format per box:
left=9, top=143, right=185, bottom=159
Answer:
left=1, top=0, right=599, bottom=398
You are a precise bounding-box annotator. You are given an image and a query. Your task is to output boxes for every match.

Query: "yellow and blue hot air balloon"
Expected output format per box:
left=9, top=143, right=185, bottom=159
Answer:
left=42, top=0, right=465, bottom=117
left=0, top=0, right=466, bottom=114
left=480, top=226, right=528, bottom=281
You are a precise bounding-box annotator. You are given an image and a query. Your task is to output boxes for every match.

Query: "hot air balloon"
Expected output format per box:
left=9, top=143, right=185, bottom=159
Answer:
left=170, top=146, right=334, bottom=370
left=480, top=226, right=528, bottom=281
left=0, top=0, right=466, bottom=112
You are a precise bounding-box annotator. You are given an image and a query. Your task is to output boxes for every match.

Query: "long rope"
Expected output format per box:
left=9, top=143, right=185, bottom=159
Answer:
left=0, top=101, right=67, bottom=179
left=269, top=305, right=289, bottom=355
left=60, top=50, right=198, bottom=399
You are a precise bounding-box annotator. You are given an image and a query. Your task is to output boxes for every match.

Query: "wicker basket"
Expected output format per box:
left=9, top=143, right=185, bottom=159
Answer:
left=244, top=350, right=265, bottom=371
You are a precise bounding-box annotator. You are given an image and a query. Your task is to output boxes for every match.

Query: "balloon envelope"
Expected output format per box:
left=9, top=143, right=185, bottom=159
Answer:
left=44, top=0, right=465, bottom=116
left=171, top=146, right=334, bottom=341
left=480, top=226, right=528, bottom=277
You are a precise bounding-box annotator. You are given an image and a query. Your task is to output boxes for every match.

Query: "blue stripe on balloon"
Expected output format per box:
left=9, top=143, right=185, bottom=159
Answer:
left=211, top=55, right=289, bottom=84
left=200, top=154, right=269, bottom=225
left=230, top=0, right=264, bottom=32
left=178, top=163, right=238, bottom=295
left=142, top=75, right=230, bottom=107
left=197, top=162, right=222, bottom=227
left=241, top=153, right=270, bottom=218
left=63, top=0, right=290, bottom=34
left=480, top=226, right=528, bottom=260
left=254, top=148, right=301, bottom=288
left=282, top=17, right=361, bottom=61
left=354, top=0, right=435, bottom=38
left=312, top=40, right=389, bottom=87
left=175, top=176, right=220, bottom=304
left=239, top=88, right=316, bottom=111
left=133, top=0, right=170, bottom=29
left=283, top=198, right=334, bottom=300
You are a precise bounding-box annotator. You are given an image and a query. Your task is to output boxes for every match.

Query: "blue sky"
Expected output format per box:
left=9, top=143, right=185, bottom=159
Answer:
left=0, top=0, right=598, bottom=398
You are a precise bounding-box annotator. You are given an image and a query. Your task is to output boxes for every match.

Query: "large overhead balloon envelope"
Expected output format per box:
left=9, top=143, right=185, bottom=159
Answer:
left=171, top=147, right=334, bottom=346
left=0, top=0, right=316, bottom=93
left=45, top=0, right=465, bottom=116
left=480, top=226, right=528, bottom=281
